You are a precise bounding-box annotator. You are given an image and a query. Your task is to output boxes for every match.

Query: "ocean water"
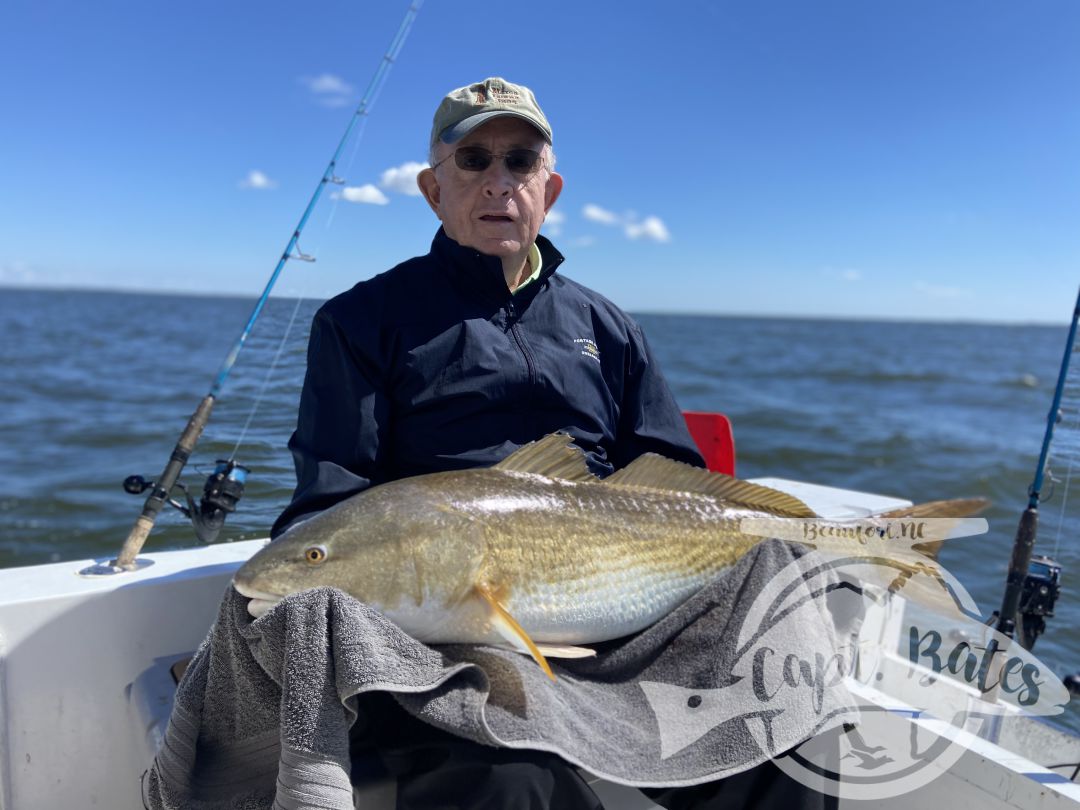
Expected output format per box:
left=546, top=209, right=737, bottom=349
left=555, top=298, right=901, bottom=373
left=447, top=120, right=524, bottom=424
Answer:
left=2, top=287, right=1078, bottom=731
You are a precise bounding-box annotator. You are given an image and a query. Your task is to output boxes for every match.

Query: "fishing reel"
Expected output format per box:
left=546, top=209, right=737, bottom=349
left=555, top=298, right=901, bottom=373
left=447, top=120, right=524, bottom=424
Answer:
left=1015, top=554, right=1062, bottom=650
left=123, top=459, right=250, bottom=544
left=988, top=554, right=1062, bottom=651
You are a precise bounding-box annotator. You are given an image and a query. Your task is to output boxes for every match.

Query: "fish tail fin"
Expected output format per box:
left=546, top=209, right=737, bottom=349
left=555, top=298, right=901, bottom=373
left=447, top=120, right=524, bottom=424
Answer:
left=876, top=497, right=990, bottom=520
left=804, top=497, right=990, bottom=619
left=876, top=497, right=990, bottom=560
left=853, top=549, right=978, bottom=620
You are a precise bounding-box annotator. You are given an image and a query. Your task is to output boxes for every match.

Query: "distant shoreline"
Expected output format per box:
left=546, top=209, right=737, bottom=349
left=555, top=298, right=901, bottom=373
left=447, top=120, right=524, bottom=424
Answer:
left=0, top=283, right=1069, bottom=328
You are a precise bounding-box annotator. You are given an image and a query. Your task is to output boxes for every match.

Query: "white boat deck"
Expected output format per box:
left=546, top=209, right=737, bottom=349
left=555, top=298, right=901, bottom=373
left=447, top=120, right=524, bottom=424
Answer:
left=0, top=481, right=1077, bottom=809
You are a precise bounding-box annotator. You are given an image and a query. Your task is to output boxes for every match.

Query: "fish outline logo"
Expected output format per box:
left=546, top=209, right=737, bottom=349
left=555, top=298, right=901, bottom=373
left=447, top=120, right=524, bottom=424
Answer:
left=640, top=535, right=1068, bottom=799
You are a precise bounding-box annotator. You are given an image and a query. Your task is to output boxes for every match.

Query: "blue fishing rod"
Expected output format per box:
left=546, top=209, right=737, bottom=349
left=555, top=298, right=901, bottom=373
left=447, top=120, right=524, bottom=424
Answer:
left=977, top=286, right=1079, bottom=743
left=109, top=1, right=423, bottom=571
left=993, top=284, right=1080, bottom=648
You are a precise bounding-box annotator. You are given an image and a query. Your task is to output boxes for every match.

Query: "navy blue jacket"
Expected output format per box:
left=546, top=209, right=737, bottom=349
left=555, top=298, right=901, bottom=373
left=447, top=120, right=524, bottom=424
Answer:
left=271, top=228, right=704, bottom=537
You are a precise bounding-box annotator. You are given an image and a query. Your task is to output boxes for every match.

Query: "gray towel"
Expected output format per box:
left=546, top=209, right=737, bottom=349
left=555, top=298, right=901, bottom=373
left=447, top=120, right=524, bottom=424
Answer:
left=144, top=540, right=854, bottom=810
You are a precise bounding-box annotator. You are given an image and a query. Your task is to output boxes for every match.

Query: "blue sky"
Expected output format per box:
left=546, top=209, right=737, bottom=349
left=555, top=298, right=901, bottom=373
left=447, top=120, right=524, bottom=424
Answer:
left=2, top=0, right=1077, bottom=323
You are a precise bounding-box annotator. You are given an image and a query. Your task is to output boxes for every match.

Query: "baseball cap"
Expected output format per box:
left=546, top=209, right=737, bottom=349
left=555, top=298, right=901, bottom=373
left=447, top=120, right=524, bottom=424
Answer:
left=430, top=77, right=552, bottom=148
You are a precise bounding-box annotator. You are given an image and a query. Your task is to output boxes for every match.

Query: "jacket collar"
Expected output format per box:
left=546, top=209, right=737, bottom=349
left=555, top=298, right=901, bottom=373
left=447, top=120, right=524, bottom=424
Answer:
left=430, top=227, right=565, bottom=306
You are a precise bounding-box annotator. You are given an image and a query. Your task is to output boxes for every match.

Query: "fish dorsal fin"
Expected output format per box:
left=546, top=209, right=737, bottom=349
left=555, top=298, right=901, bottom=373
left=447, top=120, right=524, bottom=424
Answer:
left=605, top=453, right=817, bottom=518
left=493, top=433, right=597, bottom=483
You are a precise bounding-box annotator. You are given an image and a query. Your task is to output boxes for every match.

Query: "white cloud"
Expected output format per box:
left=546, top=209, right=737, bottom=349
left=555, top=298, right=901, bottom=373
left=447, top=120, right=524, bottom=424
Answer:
left=582, top=204, right=671, bottom=243
left=914, top=280, right=971, bottom=299
left=308, top=74, right=352, bottom=94
left=239, top=170, right=277, bottom=190
left=625, top=216, right=671, bottom=243
left=301, top=73, right=355, bottom=107
left=542, top=208, right=566, bottom=236
left=583, top=204, right=620, bottom=225
left=569, top=235, right=596, bottom=248
left=379, top=161, right=427, bottom=196
left=841, top=269, right=861, bottom=282
left=339, top=184, right=389, bottom=205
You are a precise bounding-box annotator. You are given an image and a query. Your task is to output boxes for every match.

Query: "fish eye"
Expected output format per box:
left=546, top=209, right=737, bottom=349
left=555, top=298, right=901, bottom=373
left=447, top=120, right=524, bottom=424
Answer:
left=304, top=545, right=328, bottom=565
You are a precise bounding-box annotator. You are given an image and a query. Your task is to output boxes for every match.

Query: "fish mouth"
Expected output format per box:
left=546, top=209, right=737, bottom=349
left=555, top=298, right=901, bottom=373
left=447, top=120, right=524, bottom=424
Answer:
left=232, top=579, right=284, bottom=619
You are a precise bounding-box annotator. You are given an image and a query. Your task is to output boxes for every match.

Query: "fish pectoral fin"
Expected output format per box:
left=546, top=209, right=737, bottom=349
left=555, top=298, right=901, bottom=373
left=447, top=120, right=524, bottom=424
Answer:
left=535, top=644, right=596, bottom=659
left=474, top=583, right=556, bottom=681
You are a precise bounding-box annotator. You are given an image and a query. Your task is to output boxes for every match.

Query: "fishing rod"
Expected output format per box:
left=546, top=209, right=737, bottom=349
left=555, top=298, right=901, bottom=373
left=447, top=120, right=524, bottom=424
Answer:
left=97, top=1, right=423, bottom=573
left=993, top=285, right=1080, bottom=649
left=977, top=286, right=1079, bottom=744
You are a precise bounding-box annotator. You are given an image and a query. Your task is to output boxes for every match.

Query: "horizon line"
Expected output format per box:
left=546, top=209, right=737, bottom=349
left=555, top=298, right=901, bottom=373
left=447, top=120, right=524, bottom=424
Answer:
left=0, top=280, right=1070, bottom=329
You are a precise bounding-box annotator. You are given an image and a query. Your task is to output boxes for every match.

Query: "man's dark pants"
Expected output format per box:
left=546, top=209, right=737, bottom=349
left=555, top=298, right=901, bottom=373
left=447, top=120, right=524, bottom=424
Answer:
left=351, top=693, right=838, bottom=810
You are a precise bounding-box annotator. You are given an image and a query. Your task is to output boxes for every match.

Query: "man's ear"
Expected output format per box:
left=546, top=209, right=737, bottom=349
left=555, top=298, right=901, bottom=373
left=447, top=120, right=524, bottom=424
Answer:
left=417, top=168, right=442, bottom=217
left=544, top=171, right=564, bottom=212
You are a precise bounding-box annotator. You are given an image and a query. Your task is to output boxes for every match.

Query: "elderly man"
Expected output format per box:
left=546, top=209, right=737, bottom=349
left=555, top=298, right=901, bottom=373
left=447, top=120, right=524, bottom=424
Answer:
left=272, top=77, right=703, bottom=540
left=273, top=78, right=829, bottom=810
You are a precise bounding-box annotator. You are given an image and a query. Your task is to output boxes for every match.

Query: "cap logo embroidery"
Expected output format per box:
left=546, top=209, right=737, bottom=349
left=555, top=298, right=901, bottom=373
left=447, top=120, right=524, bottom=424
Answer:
left=491, top=88, right=521, bottom=104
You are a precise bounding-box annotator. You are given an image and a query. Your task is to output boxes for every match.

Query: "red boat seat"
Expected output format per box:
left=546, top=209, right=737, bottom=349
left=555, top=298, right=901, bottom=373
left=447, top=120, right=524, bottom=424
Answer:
left=682, top=412, right=736, bottom=476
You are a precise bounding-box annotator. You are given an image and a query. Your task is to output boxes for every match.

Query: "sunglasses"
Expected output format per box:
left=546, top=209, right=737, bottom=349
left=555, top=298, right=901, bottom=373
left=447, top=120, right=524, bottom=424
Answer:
left=432, top=146, right=544, bottom=176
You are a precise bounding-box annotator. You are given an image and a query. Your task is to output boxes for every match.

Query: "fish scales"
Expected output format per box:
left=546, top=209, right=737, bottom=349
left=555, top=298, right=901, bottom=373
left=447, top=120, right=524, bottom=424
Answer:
left=440, top=470, right=749, bottom=641
left=465, top=473, right=749, bottom=593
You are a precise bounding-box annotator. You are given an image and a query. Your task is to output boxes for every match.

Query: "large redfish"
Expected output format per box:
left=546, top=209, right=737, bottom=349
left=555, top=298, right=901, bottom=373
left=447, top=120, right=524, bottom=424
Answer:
left=233, top=433, right=983, bottom=679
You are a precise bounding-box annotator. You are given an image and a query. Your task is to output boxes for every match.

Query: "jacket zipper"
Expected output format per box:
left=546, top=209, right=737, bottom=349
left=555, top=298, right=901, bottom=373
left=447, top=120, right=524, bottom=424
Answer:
left=505, top=300, right=537, bottom=387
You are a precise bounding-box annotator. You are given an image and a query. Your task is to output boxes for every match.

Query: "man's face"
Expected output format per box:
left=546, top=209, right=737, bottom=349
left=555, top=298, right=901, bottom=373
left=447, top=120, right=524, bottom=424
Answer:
left=418, top=117, right=563, bottom=261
